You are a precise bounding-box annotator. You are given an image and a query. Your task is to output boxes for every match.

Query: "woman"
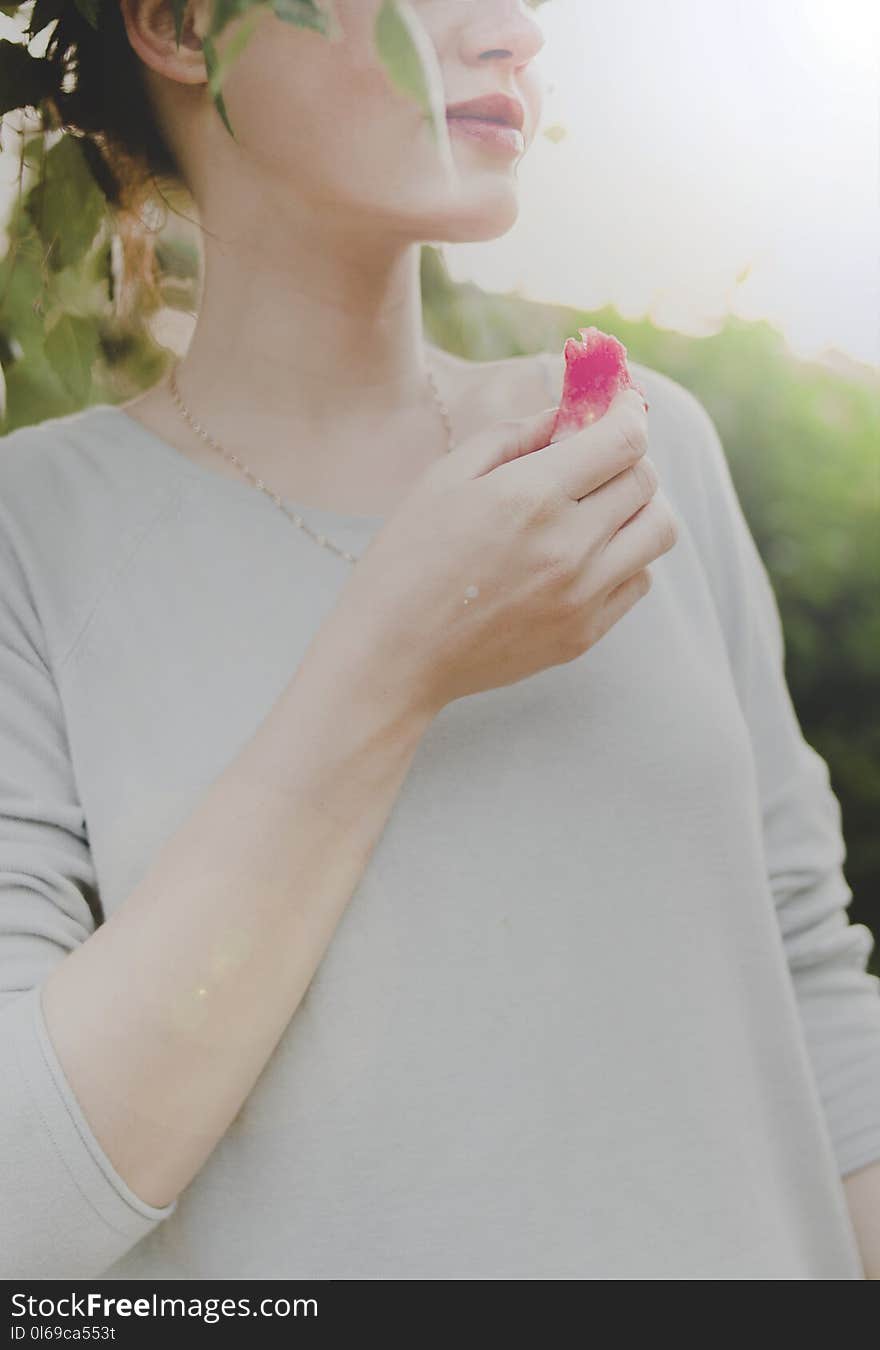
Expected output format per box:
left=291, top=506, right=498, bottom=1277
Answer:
left=1, top=0, right=878, bottom=1280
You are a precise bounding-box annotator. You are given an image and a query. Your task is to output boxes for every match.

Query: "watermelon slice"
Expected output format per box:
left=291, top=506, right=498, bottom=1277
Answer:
left=549, top=326, right=649, bottom=444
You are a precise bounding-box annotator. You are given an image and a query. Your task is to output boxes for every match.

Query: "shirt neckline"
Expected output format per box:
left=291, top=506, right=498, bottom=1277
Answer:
left=92, top=404, right=388, bottom=532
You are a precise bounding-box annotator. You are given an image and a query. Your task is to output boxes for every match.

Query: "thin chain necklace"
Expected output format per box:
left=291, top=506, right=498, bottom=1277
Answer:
left=167, top=356, right=455, bottom=566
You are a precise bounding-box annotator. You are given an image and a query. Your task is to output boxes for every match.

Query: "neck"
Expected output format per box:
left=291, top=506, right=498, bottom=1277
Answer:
left=177, top=196, right=436, bottom=448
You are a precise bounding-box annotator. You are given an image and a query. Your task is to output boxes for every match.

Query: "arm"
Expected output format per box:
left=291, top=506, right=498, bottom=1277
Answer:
left=0, top=520, right=433, bottom=1278
left=680, top=388, right=880, bottom=1275
left=844, top=1162, right=880, bottom=1279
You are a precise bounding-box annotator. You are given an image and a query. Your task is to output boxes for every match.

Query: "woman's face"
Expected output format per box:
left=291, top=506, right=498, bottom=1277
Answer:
left=190, top=0, right=548, bottom=243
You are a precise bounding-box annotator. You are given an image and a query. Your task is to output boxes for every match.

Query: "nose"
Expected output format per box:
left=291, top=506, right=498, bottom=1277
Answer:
left=456, top=0, right=546, bottom=71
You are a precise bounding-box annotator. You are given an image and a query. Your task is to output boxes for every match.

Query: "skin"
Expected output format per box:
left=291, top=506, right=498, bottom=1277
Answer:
left=844, top=1164, right=880, bottom=1279
left=118, top=0, right=550, bottom=513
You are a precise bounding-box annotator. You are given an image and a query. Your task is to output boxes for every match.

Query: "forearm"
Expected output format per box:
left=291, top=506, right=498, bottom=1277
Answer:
left=843, top=1160, right=880, bottom=1279
left=41, top=614, right=434, bottom=1209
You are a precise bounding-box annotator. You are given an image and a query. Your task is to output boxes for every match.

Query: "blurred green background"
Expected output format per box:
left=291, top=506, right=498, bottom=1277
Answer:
left=0, top=153, right=878, bottom=973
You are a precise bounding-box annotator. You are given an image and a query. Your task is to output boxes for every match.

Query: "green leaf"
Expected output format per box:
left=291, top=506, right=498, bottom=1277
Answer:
left=202, top=0, right=342, bottom=138
left=373, top=0, right=455, bottom=185
left=201, top=34, right=236, bottom=139
left=46, top=255, right=109, bottom=320
left=207, top=0, right=256, bottom=39
left=25, top=135, right=107, bottom=272
left=270, top=0, right=333, bottom=34
left=43, top=313, right=98, bottom=403
left=205, top=3, right=268, bottom=99
left=22, top=132, right=45, bottom=168
left=170, top=0, right=186, bottom=47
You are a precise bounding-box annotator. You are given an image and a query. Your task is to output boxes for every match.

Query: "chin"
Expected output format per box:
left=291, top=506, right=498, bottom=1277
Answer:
left=399, top=173, right=518, bottom=241
left=448, top=213, right=515, bottom=245
left=433, top=191, right=520, bottom=245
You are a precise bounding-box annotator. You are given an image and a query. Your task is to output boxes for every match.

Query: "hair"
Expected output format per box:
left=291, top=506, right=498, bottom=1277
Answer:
left=42, top=1, right=191, bottom=313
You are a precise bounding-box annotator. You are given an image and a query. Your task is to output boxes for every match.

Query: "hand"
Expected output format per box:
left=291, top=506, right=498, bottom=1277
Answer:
left=330, top=386, right=679, bottom=717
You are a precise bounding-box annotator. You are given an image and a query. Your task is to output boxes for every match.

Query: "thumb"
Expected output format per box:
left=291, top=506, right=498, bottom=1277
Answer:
left=458, top=404, right=560, bottom=479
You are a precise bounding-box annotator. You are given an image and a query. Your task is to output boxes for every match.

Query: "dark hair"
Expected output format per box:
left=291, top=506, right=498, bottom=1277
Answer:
left=45, top=1, right=184, bottom=209
left=42, top=2, right=190, bottom=311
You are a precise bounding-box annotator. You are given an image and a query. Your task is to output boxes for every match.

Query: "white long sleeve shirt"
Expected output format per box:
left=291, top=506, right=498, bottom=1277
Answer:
left=1, top=355, right=878, bottom=1279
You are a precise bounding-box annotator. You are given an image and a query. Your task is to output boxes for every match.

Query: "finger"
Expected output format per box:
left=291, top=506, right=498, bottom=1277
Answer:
left=596, top=491, right=680, bottom=589
left=527, top=387, right=649, bottom=502
left=461, top=405, right=561, bottom=479
left=579, top=454, right=659, bottom=546
left=605, top=564, right=653, bottom=610
left=591, top=567, right=653, bottom=643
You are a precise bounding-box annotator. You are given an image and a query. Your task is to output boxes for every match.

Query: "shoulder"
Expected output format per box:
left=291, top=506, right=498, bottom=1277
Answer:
left=0, top=401, right=183, bottom=512
left=428, top=344, right=552, bottom=427
left=0, top=404, right=185, bottom=668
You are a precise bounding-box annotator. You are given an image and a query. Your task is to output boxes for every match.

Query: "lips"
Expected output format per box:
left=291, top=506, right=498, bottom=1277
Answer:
left=445, top=93, right=526, bottom=133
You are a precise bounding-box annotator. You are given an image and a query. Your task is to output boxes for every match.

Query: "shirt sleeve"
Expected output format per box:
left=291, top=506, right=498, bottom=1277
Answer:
left=0, top=505, right=177, bottom=1279
left=680, top=386, right=880, bottom=1180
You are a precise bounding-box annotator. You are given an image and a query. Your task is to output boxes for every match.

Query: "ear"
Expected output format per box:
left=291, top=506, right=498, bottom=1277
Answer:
left=119, top=0, right=212, bottom=86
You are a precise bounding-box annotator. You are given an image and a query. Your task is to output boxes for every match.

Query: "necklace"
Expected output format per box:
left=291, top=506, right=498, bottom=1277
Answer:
left=167, top=356, right=455, bottom=565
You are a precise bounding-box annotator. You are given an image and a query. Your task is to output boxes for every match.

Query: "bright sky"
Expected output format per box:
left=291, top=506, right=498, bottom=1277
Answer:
left=449, top=0, right=880, bottom=370
left=1, top=0, right=878, bottom=370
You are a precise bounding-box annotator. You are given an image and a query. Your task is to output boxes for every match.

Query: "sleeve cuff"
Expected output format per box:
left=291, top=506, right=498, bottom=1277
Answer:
left=11, top=983, right=177, bottom=1239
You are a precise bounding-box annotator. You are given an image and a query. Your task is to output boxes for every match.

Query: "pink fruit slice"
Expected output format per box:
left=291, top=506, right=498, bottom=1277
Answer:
left=549, top=326, right=649, bottom=444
